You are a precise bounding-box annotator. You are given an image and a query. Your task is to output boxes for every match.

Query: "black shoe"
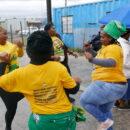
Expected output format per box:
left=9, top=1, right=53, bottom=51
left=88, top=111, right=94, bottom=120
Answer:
left=5, top=127, right=11, bottom=130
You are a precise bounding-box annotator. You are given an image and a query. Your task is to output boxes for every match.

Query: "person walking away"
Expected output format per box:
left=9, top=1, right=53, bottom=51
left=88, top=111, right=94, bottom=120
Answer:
left=80, top=20, right=128, bottom=130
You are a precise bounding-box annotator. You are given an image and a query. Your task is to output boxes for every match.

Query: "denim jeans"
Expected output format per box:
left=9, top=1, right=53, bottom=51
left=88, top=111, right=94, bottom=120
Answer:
left=80, top=81, right=127, bottom=130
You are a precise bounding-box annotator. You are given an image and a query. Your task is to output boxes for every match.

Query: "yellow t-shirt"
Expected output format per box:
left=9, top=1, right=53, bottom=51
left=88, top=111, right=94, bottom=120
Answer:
left=92, top=44, right=126, bottom=82
left=51, top=36, right=64, bottom=55
left=0, top=61, right=76, bottom=114
left=0, top=41, right=19, bottom=73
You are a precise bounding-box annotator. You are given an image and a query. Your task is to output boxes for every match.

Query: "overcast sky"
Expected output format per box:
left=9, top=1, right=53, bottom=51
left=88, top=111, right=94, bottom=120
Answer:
left=0, top=0, right=103, bottom=19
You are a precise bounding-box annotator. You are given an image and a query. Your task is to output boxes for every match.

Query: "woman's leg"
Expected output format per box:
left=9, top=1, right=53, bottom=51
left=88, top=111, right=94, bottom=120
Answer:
left=99, top=102, right=115, bottom=130
left=99, top=102, right=114, bottom=120
left=126, top=79, right=130, bottom=107
left=80, top=81, right=114, bottom=122
left=5, top=103, right=18, bottom=130
left=0, top=89, right=24, bottom=130
left=117, top=79, right=130, bottom=108
left=80, top=81, right=127, bottom=128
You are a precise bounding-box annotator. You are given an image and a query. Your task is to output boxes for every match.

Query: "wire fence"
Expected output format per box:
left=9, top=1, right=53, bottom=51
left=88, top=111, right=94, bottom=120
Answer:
left=0, top=18, right=45, bottom=45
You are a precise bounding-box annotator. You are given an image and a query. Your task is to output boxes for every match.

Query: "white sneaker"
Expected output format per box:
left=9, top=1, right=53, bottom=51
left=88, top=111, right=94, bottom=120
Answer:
left=97, top=119, right=114, bottom=130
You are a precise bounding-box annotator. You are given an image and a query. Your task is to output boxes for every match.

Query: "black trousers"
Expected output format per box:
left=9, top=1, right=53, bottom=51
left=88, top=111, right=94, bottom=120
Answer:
left=0, top=88, right=24, bottom=130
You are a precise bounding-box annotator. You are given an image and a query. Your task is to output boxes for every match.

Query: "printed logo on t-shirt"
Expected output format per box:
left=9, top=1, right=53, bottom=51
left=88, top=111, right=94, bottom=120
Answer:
left=52, top=37, right=64, bottom=55
left=33, top=83, right=57, bottom=105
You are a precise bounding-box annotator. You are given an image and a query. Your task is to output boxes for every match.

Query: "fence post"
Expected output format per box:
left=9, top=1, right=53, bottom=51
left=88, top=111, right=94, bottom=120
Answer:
left=20, top=21, right=24, bottom=45
left=10, top=24, right=13, bottom=43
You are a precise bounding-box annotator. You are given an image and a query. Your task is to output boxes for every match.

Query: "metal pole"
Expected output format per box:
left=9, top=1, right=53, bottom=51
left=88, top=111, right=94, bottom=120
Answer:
left=10, top=25, right=13, bottom=43
left=20, top=21, right=24, bottom=45
left=65, top=0, right=68, bottom=33
left=46, top=0, right=52, bottom=23
left=65, top=0, right=67, bottom=7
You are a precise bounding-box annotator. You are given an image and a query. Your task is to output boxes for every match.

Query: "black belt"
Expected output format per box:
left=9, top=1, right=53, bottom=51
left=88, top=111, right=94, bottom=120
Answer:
left=108, top=82, right=126, bottom=85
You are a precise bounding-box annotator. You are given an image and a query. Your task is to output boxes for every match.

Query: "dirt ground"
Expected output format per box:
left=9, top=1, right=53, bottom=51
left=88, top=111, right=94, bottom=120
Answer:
left=0, top=55, right=130, bottom=130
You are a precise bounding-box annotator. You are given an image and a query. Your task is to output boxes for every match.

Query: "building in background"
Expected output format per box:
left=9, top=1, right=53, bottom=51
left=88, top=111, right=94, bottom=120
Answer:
left=0, top=17, right=46, bottom=43
left=53, top=0, right=129, bottom=48
left=0, top=18, right=46, bottom=34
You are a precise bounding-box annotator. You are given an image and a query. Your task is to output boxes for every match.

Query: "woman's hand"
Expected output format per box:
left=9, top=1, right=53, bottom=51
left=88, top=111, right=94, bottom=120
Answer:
left=72, top=76, right=82, bottom=84
left=0, top=52, right=10, bottom=63
left=84, top=52, right=93, bottom=60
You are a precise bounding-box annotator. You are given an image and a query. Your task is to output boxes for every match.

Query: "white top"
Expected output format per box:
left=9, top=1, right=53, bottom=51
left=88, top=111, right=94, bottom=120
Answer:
left=117, top=37, right=130, bottom=78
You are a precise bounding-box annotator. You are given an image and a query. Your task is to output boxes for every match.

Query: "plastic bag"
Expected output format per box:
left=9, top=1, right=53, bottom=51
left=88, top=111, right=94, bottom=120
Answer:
left=73, top=106, right=87, bottom=122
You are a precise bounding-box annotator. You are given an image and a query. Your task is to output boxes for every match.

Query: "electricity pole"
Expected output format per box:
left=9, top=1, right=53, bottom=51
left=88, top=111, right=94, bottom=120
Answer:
left=65, top=0, right=67, bottom=7
left=46, top=0, right=52, bottom=23
left=65, top=0, right=68, bottom=33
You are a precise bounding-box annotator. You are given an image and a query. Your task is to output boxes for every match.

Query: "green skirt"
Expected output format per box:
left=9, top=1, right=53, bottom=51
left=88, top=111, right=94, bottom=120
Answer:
left=28, top=110, right=76, bottom=130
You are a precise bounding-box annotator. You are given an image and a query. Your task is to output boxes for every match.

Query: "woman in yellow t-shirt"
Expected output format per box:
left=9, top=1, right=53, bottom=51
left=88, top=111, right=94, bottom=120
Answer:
left=0, top=31, right=81, bottom=130
left=44, top=23, right=79, bottom=103
left=0, top=26, right=24, bottom=130
left=80, top=21, right=128, bottom=130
